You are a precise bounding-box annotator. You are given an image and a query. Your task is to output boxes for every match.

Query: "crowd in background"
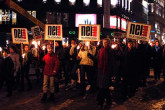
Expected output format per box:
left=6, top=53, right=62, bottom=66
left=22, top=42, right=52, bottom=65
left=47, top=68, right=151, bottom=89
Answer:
left=0, top=38, right=165, bottom=109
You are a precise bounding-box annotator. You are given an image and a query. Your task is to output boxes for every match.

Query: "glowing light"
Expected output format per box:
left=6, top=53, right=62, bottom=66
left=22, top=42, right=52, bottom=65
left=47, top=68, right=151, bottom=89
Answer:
left=114, top=38, right=116, bottom=42
left=85, top=41, right=90, bottom=47
left=97, top=0, right=102, bottom=7
left=111, top=0, right=118, bottom=7
left=83, top=0, right=90, bottom=6
left=97, top=41, right=100, bottom=46
left=77, top=45, right=80, bottom=50
left=123, top=38, right=126, bottom=44
left=37, top=41, right=40, bottom=46
left=0, top=47, right=2, bottom=52
left=22, top=53, right=25, bottom=58
left=111, top=44, right=117, bottom=49
left=32, top=41, right=38, bottom=48
left=54, top=0, right=61, bottom=4
left=75, top=14, right=97, bottom=27
left=69, top=0, right=76, bottom=5
left=42, top=45, right=46, bottom=50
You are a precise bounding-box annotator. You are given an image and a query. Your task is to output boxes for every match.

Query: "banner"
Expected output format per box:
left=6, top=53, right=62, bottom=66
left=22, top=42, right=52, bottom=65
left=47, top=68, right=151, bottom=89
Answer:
left=126, top=22, right=151, bottom=41
left=12, top=28, right=29, bottom=44
left=31, top=26, right=42, bottom=40
left=79, top=24, right=100, bottom=41
left=45, top=24, right=63, bottom=41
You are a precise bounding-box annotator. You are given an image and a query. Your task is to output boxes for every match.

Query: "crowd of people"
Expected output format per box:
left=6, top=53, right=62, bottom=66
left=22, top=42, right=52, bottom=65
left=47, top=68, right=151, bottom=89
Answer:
left=0, top=38, right=165, bottom=109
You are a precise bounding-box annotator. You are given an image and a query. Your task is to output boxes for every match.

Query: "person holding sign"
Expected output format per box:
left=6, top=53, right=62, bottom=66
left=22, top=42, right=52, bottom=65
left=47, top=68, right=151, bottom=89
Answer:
left=122, top=40, right=138, bottom=99
left=9, top=45, right=20, bottom=90
left=41, top=45, right=60, bottom=102
left=77, top=42, right=96, bottom=97
left=69, top=39, right=78, bottom=88
left=20, top=45, right=33, bottom=91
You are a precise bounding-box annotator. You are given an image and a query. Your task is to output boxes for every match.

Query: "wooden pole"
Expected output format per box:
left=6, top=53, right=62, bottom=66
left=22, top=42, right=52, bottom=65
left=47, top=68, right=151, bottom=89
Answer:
left=21, top=43, right=23, bottom=56
left=54, top=40, right=56, bottom=53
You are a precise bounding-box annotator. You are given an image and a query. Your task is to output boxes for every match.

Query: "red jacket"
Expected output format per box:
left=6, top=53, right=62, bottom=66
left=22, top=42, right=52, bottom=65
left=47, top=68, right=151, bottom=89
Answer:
left=43, top=53, right=60, bottom=76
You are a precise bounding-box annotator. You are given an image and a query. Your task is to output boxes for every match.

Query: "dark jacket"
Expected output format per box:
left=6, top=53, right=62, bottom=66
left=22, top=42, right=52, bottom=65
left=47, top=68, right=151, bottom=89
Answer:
left=22, top=51, right=32, bottom=67
left=1, top=56, right=14, bottom=77
left=123, top=47, right=137, bottom=80
left=152, top=45, right=162, bottom=69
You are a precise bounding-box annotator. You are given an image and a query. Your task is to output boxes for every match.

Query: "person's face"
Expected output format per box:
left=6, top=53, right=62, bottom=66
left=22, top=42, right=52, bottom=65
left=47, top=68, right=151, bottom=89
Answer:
left=24, top=46, right=29, bottom=51
left=103, top=40, right=109, bottom=48
left=71, top=40, right=76, bottom=45
left=9, top=48, right=14, bottom=53
left=3, top=51, right=7, bottom=57
left=156, top=42, right=159, bottom=46
left=133, top=42, right=136, bottom=48
left=128, top=42, right=132, bottom=49
left=55, top=42, right=59, bottom=47
left=47, top=48, right=52, bottom=53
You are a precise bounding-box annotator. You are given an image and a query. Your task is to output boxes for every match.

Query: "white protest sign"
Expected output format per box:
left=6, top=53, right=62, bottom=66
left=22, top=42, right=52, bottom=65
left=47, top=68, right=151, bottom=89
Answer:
left=45, top=24, right=63, bottom=41
left=79, top=24, right=100, bottom=41
left=12, top=28, right=29, bottom=44
left=126, top=22, right=151, bottom=41
left=31, top=26, right=42, bottom=40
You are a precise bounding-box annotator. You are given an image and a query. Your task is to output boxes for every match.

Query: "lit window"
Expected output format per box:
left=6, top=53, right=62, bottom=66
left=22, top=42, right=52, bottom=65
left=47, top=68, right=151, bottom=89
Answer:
left=43, top=0, right=47, bottom=3
left=32, top=11, right=36, bottom=18
left=97, top=0, right=102, bottom=7
left=17, top=0, right=23, bottom=2
left=125, top=0, right=127, bottom=10
left=142, top=0, right=148, bottom=9
left=111, top=0, right=118, bottom=7
left=122, top=0, right=124, bottom=8
left=151, top=3, right=154, bottom=12
left=12, top=11, right=17, bottom=25
left=0, top=10, right=2, bottom=24
left=128, top=0, right=132, bottom=11
left=69, top=0, right=76, bottom=5
left=54, top=0, right=61, bottom=4
left=155, top=23, right=158, bottom=29
left=83, top=0, right=90, bottom=6
left=27, top=11, right=31, bottom=15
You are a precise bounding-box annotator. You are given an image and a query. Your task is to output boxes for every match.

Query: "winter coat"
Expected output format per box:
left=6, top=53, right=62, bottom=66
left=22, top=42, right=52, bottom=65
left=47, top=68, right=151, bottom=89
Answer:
left=1, top=56, right=14, bottom=77
left=55, top=46, right=65, bottom=62
left=22, top=51, right=32, bottom=67
left=112, top=47, right=123, bottom=74
left=9, top=53, right=20, bottom=72
left=97, top=47, right=113, bottom=88
left=43, top=53, right=60, bottom=76
left=123, top=47, right=137, bottom=81
left=152, top=45, right=162, bottom=69
left=78, top=50, right=94, bottom=66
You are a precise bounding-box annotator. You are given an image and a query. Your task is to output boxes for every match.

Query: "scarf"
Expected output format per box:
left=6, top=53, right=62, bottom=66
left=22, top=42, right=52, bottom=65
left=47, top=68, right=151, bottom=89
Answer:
left=98, top=47, right=109, bottom=74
